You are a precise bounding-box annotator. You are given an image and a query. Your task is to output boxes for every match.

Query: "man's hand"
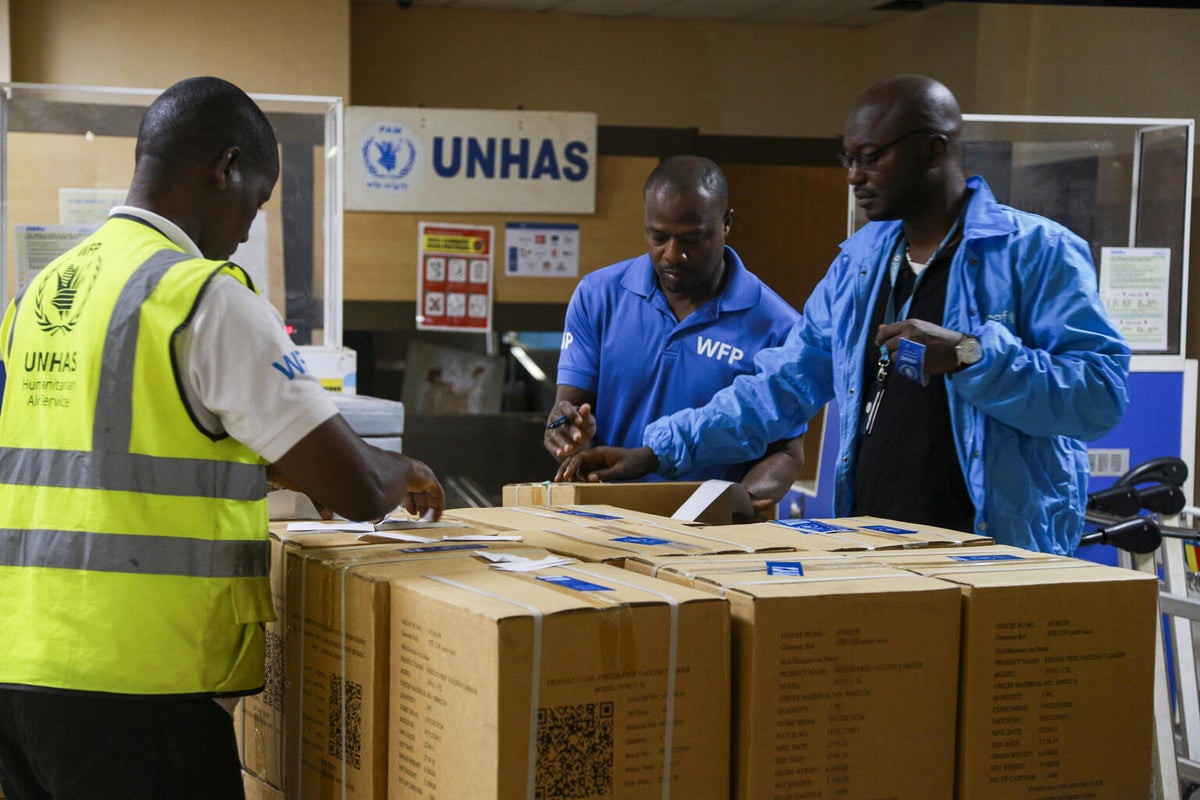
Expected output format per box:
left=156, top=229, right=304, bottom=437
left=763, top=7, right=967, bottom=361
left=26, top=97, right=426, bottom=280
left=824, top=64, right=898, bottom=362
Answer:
left=554, top=446, right=659, bottom=483
left=544, top=400, right=597, bottom=460
left=874, top=319, right=963, bottom=375
left=739, top=436, right=805, bottom=517
left=398, top=457, right=445, bottom=521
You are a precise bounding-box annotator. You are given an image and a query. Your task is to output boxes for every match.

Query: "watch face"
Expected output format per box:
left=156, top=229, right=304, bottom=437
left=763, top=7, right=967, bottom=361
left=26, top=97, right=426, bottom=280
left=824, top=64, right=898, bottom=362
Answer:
left=958, top=336, right=982, bottom=364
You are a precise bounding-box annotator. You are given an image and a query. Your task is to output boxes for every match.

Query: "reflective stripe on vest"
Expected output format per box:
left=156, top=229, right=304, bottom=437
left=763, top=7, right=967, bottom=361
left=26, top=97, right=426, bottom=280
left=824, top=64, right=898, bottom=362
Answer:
left=0, top=527, right=268, bottom=577
left=2, top=248, right=266, bottom=579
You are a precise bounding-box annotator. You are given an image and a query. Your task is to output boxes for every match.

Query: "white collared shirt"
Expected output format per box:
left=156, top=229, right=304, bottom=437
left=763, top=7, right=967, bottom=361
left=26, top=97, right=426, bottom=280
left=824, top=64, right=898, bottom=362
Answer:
left=109, top=207, right=337, bottom=462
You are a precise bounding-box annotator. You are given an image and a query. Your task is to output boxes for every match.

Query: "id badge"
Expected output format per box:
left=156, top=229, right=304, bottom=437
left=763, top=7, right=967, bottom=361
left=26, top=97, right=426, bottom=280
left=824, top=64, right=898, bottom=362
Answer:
left=894, top=337, right=928, bottom=385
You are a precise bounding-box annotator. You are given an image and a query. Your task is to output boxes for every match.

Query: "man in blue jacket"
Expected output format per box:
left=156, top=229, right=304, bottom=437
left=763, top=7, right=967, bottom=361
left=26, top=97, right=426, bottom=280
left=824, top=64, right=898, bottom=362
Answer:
left=556, top=74, right=1130, bottom=554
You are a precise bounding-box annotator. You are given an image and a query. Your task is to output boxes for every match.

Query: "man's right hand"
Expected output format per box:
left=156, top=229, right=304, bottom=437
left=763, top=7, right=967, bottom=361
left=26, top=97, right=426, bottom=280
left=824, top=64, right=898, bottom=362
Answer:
left=397, top=457, right=445, bottom=521
left=555, top=446, right=659, bottom=483
left=544, top=401, right=597, bottom=460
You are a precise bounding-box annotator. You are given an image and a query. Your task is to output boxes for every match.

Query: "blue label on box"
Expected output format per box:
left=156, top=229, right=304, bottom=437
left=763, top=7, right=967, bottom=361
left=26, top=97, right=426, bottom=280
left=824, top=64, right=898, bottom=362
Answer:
left=773, top=518, right=858, bottom=533
left=555, top=509, right=622, bottom=520
left=862, top=524, right=918, bottom=535
left=537, top=575, right=614, bottom=592
left=611, top=536, right=671, bottom=546
left=766, top=561, right=805, bottom=576
left=950, top=554, right=1024, bottom=562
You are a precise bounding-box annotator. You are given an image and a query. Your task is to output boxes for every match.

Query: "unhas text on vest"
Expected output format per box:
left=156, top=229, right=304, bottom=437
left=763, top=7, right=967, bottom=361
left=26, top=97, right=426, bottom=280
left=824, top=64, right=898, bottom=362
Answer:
left=22, top=351, right=78, bottom=408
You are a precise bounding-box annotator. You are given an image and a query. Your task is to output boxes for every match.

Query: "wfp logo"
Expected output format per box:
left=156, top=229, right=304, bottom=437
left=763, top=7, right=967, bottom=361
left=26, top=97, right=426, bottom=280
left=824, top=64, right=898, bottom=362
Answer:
left=361, top=124, right=419, bottom=192
left=34, top=249, right=100, bottom=336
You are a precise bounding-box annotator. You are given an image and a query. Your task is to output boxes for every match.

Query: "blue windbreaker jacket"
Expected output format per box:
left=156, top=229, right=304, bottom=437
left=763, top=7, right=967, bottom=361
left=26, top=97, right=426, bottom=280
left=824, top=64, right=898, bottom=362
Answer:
left=645, top=175, right=1131, bottom=553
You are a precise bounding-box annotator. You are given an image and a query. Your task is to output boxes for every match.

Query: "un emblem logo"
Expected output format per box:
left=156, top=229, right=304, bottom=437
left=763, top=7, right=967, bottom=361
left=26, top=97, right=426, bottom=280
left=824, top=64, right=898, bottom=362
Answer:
left=361, top=124, right=418, bottom=180
left=34, top=255, right=100, bottom=336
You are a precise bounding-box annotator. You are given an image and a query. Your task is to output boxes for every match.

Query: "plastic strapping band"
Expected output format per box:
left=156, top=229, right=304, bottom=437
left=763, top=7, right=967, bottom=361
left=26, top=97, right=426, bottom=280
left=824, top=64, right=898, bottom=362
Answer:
left=565, top=566, right=680, bottom=800
left=717, top=571, right=901, bottom=594
left=508, top=506, right=594, bottom=526
left=543, top=527, right=651, bottom=556
left=340, top=564, right=349, bottom=800
left=295, top=550, right=310, bottom=795
left=428, top=575, right=545, bottom=800
left=919, top=559, right=1088, bottom=578
left=334, top=548, right=510, bottom=798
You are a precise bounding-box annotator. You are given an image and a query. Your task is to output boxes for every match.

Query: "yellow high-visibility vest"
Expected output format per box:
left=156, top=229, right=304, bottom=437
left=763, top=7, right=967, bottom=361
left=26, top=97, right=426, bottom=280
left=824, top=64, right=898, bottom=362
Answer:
left=0, top=216, right=273, bottom=696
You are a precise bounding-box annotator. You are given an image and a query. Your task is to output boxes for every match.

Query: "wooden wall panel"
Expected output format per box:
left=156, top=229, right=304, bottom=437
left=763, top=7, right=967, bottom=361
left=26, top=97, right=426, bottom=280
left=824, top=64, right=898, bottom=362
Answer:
left=344, top=155, right=654, bottom=303
left=720, top=163, right=850, bottom=483
left=722, top=163, right=848, bottom=312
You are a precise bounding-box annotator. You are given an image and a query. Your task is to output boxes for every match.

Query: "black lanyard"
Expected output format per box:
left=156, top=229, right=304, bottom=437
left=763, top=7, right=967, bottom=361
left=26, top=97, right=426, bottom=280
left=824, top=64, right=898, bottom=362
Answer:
left=862, top=215, right=964, bottom=437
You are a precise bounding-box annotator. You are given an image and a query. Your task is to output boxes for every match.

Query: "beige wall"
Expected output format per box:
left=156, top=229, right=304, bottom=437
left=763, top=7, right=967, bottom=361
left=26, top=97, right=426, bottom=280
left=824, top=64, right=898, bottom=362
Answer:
left=8, top=1, right=1200, bottom=342
left=349, top=4, right=1200, bottom=133
left=13, top=2, right=1200, bottom=131
left=9, top=0, right=349, bottom=96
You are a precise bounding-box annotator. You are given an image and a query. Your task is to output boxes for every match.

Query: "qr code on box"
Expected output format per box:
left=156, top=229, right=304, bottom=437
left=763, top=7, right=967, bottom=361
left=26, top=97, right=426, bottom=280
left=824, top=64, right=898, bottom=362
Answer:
left=535, top=702, right=614, bottom=799
left=261, top=630, right=284, bottom=712
left=328, top=675, right=363, bottom=770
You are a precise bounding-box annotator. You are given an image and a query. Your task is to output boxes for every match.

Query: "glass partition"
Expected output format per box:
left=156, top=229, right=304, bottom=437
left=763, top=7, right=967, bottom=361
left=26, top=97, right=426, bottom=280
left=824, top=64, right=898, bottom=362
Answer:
left=0, top=82, right=345, bottom=345
left=849, top=114, right=1194, bottom=359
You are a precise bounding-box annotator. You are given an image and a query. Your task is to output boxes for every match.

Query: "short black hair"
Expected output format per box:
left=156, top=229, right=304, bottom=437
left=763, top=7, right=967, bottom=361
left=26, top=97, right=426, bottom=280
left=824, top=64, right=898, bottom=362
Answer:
left=135, top=76, right=278, bottom=178
left=645, top=155, right=729, bottom=210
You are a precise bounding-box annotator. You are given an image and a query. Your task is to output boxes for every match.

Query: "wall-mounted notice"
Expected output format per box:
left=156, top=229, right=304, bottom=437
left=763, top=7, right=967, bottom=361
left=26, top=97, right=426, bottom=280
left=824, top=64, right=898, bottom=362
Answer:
left=13, top=224, right=94, bottom=294
left=1099, top=246, right=1170, bottom=351
left=346, top=106, right=596, bottom=213
left=417, top=222, right=493, bottom=333
left=58, top=188, right=126, bottom=227
left=505, top=222, right=579, bottom=277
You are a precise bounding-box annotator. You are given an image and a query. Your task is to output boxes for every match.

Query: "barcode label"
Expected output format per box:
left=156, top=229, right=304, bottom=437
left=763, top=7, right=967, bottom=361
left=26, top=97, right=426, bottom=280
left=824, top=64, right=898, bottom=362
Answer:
left=1088, top=448, right=1129, bottom=477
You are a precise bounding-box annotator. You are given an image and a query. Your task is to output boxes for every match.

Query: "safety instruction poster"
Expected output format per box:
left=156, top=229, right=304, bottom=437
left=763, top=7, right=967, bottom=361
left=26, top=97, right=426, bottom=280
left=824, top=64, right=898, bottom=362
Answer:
left=416, top=222, right=493, bottom=333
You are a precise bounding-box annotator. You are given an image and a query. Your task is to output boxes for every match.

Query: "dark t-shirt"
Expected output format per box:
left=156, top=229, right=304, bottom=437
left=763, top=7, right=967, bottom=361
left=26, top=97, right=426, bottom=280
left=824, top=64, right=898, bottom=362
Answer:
left=852, top=240, right=975, bottom=533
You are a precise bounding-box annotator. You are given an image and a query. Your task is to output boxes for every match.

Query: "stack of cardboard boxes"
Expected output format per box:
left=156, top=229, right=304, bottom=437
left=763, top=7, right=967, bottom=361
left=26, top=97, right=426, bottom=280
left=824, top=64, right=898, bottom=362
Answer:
left=239, top=481, right=1159, bottom=799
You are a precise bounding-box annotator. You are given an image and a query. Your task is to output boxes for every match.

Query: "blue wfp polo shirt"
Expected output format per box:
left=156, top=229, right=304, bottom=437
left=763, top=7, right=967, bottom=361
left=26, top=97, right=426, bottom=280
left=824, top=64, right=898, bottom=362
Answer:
left=556, top=246, right=805, bottom=482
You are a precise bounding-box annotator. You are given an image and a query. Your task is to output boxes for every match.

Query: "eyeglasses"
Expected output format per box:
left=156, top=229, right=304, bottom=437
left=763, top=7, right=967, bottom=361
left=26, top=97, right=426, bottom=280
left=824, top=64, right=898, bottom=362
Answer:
left=838, top=128, right=942, bottom=171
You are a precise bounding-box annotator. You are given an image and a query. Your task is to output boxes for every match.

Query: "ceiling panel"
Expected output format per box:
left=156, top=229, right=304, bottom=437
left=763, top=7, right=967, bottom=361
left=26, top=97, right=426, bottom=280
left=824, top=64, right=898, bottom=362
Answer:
left=372, top=0, right=941, bottom=27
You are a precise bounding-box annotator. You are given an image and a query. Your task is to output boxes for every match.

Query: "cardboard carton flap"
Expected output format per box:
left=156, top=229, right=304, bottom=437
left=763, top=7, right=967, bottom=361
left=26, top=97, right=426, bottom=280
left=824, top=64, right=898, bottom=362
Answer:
left=670, top=479, right=754, bottom=523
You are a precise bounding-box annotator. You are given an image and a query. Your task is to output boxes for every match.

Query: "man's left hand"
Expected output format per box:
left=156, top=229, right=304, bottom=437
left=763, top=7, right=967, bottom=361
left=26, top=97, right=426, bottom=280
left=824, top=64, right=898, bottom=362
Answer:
left=874, top=319, right=963, bottom=375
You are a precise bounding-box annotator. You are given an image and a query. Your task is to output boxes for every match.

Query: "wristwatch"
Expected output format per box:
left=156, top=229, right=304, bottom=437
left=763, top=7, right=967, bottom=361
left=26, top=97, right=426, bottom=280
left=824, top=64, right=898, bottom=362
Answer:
left=955, top=334, right=982, bottom=368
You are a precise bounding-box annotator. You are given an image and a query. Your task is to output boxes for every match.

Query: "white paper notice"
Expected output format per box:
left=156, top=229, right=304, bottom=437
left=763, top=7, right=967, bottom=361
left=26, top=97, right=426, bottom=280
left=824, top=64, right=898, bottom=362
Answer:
left=13, top=225, right=95, bottom=293
left=1099, top=247, right=1171, bottom=351
left=59, top=188, right=126, bottom=227
left=505, top=222, right=580, bottom=277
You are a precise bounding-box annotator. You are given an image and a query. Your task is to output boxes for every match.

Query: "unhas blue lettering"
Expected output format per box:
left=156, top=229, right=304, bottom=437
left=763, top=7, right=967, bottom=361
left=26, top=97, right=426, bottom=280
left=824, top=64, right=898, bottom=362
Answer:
left=432, top=137, right=590, bottom=182
left=271, top=350, right=309, bottom=380
left=696, top=336, right=744, bottom=365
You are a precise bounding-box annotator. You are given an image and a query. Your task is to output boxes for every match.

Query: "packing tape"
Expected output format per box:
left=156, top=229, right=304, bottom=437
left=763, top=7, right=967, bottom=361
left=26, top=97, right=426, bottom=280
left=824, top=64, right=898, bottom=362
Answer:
left=563, top=565, right=680, bottom=800
left=427, top=575, right=545, bottom=800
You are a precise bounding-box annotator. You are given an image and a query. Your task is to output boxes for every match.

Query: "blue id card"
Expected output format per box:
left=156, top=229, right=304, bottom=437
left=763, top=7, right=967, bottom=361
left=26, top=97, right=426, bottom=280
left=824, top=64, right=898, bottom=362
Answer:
left=894, top=337, right=928, bottom=385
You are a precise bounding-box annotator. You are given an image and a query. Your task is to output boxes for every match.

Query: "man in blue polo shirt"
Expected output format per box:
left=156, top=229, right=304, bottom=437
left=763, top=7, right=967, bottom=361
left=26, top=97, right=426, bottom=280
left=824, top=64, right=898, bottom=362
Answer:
left=544, top=155, right=805, bottom=516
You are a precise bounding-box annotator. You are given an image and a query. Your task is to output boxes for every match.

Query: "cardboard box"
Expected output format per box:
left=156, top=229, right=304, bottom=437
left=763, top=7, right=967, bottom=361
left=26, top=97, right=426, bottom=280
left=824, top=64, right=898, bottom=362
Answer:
left=388, top=563, right=731, bottom=799
left=242, top=769, right=285, bottom=800
left=503, top=479, right=755, bottom=524
left=282, top=542, right=558, bottom=799
left=630, top=554, right=963, bottom=800
left=857, top=548, right=1158, bottom=799
left=444, top=504, right=796, bottom=565
left=240, top=518, right=542, bottom=797
left=239, top=524, right=392, bottom=791
left=702, top=515, right=993, bottom=552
